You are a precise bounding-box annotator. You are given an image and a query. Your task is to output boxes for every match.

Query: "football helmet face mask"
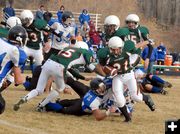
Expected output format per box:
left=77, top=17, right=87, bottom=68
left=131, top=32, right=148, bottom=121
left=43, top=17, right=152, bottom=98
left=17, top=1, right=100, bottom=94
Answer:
left=108, top=36, right=124, bottom=56
left=6, top=16, right=22, bottom=29
left=20, top=10, right=34, bottom=27
left=61, top=11, right=74, bottom=26
left=8, top=25, right=28, bottom=47
left=90, top=78, right=107, bottom=96
left=125, top=14, right=140, bottom=29
left=104, top=15, right=120, bottom=35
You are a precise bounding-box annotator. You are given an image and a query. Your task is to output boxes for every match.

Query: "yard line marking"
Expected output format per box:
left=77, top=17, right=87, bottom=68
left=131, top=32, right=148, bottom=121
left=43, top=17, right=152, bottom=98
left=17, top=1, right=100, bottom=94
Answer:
left=0, top=119, right=49, bottom=134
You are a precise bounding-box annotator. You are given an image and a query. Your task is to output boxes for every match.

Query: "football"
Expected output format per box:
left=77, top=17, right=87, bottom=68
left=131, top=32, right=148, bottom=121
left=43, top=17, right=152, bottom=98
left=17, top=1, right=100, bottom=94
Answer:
left=103, top=66, right=118, bottom=76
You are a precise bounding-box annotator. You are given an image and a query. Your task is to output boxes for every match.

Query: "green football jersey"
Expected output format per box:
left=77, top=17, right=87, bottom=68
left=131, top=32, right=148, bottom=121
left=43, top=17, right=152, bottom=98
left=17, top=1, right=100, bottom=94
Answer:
left=97, top=47, right=110, bottom=66
left=50, top=47, right=93, bottom=72
left=107, top=40, right=141, bottom=74
left=0, top=27, right=8, bottom=38
left=123, top=40, right=141, bottom=55
left=127, top=25, right=149, bottom=44
left=24, top=19, right=47, bottom=50
left=105, top=27, right=130, bottom=41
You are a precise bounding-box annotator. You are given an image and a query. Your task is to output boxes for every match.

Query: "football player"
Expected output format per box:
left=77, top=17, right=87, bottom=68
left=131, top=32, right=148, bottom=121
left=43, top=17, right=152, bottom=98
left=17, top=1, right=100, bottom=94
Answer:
left=45, top=78, right=117, bottom=121
left=0, top=25, right=28, bottom=114
left=0, top=16, right=22, bottom=38
left=125, top=14, right=154, bottom=73
left=43, top=11, right=76, bottom=61
left=104, top=36, right=155, bottom=122
left=13, top=42, right=105, bottom=111
left=96, top=15, right=151, bottom=75
left=104, top=15, right=129, bottom=42
left=20, top=10, right=51, bottom=71
left=135, top=69, right=172, bottom=95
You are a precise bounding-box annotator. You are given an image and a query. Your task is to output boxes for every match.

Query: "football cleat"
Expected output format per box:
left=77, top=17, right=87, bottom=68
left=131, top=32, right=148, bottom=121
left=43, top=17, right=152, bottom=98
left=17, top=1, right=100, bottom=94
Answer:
left=163, top=82, right=172, bottom=88
left=145, top=95, right=155, bottom=111
left=36, top=105, right=46, bottom=112
left=13, top=97, right=27, bottom=111
left=160, top=89, right=168, bottom=95
left=124, top=118, right=132, bottom=123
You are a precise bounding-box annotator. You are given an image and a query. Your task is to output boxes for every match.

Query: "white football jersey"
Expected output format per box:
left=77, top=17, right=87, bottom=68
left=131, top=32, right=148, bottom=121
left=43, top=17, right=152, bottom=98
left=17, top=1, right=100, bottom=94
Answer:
left=51, top=22, right=75, bottom=50
left=0, top=38, right=20, bottom=86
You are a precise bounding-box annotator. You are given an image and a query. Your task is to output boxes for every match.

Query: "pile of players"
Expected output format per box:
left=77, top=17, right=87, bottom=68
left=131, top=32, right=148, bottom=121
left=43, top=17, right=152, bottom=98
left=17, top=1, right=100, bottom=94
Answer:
left=0, top=9, right=172, bottom=122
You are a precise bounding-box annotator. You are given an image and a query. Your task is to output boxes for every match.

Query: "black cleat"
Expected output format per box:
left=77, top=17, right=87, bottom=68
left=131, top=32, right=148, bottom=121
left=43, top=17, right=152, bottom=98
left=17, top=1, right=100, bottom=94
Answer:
left=145, top=95, right=155, bottom=111
left=124, top=117, right=132, bottom=123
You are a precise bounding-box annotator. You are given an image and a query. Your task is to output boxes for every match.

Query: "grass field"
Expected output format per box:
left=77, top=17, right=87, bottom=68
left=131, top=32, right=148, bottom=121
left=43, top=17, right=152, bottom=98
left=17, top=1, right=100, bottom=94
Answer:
left=0, top=74, right=180, bottom=134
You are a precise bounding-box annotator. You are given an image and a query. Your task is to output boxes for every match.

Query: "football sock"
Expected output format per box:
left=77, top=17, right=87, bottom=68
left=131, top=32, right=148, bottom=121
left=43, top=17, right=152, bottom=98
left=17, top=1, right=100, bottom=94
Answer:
left=119, top=105, right=131, bottom=122
left=151, top=86, right=162, bottom=93
left=25, top=90, right=38, bottom=101
left=40, top=90, right=59, bottom=107
left=23, top=81, right=31, bottom=90
left=45, top=102, right=63, bottom=112
left=152, top=75, right=164, bottom=84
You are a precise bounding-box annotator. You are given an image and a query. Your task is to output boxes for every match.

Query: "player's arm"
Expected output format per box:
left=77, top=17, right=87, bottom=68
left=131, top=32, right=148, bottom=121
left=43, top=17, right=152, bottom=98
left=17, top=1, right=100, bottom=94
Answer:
left=135, top=40, right=149, bottom=49
left=11, top=48, right=25, bottom=85
left=92, top=106, right=116, bottom=121
left=34, top=19, right=62, bottom=38
left=92, top=109, right=110, bottom=121
left=67, top=68, right=86, bottom=80
left=13, top=66, right=25, bottom=85
left=84, top=51, right=107, bottom=77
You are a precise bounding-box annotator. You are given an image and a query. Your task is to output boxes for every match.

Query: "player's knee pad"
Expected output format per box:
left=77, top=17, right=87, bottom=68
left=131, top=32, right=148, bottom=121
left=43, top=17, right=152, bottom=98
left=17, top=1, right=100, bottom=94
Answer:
left=131, top=93, right=142, bottom=102
left=36, top=89, right=44, bottom=95
left=0, top=94, right=5, bottom=114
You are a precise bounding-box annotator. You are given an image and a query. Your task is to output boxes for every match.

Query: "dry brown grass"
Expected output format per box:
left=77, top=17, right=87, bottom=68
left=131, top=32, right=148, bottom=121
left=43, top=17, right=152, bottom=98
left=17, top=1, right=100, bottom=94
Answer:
left=0, top=74, right=180, bottom=134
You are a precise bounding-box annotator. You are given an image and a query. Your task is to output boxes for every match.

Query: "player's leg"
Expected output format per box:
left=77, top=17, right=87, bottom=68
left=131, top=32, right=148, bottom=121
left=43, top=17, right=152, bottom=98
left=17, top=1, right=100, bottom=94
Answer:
left=57, top=98, right=84, bottom=115
left=0, top=94, right=5, bottom=114
left=24, top=65, right=42, bottom=91
left=112, top=75, right=131, bottom=122
left=33, top=49, right=44, bottom=66
left=37, top=63, right=65, bottom=108
left=125, top=73, right=155, bottom=111
left=66, top=77, right=90, bottom=98
left=13, top=61, right=52, bottom=111
left=23, top=46, right=35, bottom=72
left=144, top=84, right=168, bottom=95
left=148, top=74, right=172, bottom=88
left=0, top=74, right=14, bottom=92
left=60, top=99, right=84, bottom=116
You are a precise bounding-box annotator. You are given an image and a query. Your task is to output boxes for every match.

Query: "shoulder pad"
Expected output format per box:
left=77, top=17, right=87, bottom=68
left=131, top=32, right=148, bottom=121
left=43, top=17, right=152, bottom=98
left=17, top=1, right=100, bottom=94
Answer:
left=0, top=27, right=8, bottom=38
left=97, top=47, right=110, bottom=59
left=33, top=19, right=47, bottom=30
left=138, top=26, right=149, bottom=34
left=115, top=27, right=130, bottom=36
left=123, top=40, right=135, bottom=52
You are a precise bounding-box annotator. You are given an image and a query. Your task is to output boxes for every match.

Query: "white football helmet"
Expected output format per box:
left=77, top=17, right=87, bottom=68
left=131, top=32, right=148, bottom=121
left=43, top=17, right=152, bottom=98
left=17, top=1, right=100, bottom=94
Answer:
left=104, top=15, right=120, bottom=30
left=6, top=16, right=22, bottom=28
left=20, top=10, right=34, bottom=26
left=108, top=36, right=124, bottom=49
left=73, top=41, right=89, bottom=50
left=125, top=14, right=140, bottom=27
